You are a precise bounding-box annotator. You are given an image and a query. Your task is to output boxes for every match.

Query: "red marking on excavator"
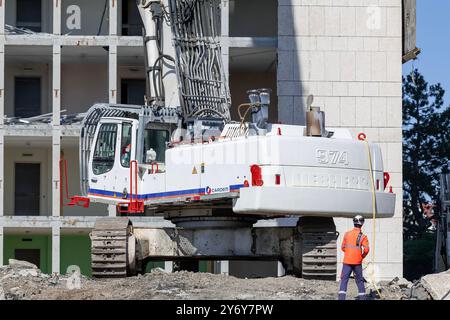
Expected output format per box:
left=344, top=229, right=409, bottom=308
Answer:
left=67, top=196, right=90, bottom=208
left=357, top=132, right=367, bottom=141
left=383, top=172, right=390, bottom=191
left=118, top=160, right=145, bottom=214
left=250, top=165, right=264, bottom=186
left=275, top=174, right=281, bottom=185
left=60, top=158, right=91, bottom=208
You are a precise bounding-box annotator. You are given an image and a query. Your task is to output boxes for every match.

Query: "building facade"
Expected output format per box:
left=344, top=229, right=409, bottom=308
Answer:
left=0, top=0, right=403, bottom=280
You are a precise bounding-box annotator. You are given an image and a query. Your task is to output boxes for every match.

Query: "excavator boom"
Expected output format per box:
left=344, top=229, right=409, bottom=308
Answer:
left=138, top=0, right=231, bottom=122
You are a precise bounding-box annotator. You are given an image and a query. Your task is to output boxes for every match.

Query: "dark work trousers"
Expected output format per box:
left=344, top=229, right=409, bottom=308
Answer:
left=338, top=264, right=366, bottom=300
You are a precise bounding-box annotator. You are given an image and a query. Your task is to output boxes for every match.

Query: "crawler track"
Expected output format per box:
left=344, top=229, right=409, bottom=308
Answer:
left=299, top=217, right=338, bottom=280
left=90, top=218, right=134, bottom=278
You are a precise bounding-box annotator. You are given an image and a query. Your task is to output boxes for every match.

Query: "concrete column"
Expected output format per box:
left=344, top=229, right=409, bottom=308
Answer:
left=108, top=205, right=116, bottom=217
left=52, top=130, right=61, bottom=217
left=52, top=226, right=60, bottom=274
left=53, top=0, right=61, bottom=35
left=215, top=260, right=229, bottom=275
left=0, top=48, right=3, bottom=218
left=164, top=261, right=173, bottom=273
left=0, top=0, right=5, bottom=35
left=221, top=0, right=229, bottom=37
left=52, top=45, right=61, bottom=125
left=0, top=43, right=4, bottom=126
left=109, top=45, right=117, bottom=104
left=0, top=227, right=4, bottom=266
left=52, top=44, right=61, bottom=216
left=109, top=0, right=118, bottom=36
left=0, top=44, right=3, bottom=220
left=277, top=261, right=285, bottom=277
left=0, top=133, right=3, bottom=217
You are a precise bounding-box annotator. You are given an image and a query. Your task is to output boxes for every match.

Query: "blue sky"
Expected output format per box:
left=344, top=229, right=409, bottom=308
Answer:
left=402, top=1, right=450, bottom=101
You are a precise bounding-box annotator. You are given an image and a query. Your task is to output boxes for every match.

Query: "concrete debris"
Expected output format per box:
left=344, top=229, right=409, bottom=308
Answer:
left=0, top=285, right=5, bottom=300
left=421, top=270, right=450, bottom=300
left=18, top=269, right=39, bottom=278
left=409, top=283, right=432, bottom=300
left=5, top=24, right=37, bottom=35
left=150, top=267, right=168, bottom=274
left=5, top=24, right=53, bottom=36
left=8, top=259, right=38, bottom=270
left=8, top=287, right=26, bottom=300
left=4, top=110, right=86, bottom=126
left=389, top=277, right=413, bottom=289
left=0, top=262, right=444, bottom=300
left=0, top=265, right=411, bottom=301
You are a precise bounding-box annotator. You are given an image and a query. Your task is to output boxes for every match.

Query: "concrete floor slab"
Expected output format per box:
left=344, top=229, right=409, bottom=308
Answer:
left=421, top=270, right=450, bottom=300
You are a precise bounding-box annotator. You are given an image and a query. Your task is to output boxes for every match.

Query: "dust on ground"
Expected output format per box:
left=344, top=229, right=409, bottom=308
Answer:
left=0, top=261, right=431, bottom=300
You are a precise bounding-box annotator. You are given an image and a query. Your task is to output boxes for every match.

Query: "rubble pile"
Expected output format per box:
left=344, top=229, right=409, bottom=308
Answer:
left=377, top=277, right=432, bottom=300
left=0, top=259, right=86, bottom=300
left=1, top=259, right=449, bottom=300
left=377, top=270, right=450, bottom=300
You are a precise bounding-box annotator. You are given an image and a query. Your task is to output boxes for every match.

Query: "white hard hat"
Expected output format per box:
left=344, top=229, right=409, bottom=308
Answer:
left=353, top=215, right=365, bottom=226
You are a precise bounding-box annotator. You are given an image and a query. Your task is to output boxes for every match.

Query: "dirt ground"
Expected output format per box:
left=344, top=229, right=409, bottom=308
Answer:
left=0, top=263, right=430, bottom=300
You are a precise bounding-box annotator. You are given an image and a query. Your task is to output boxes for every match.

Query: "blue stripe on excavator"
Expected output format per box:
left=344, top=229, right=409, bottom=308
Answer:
left=88, top=184, right=245, bottom=200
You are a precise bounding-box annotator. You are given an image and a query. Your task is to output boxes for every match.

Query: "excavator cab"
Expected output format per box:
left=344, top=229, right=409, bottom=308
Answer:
left=88, top=117, right=139, bottom=201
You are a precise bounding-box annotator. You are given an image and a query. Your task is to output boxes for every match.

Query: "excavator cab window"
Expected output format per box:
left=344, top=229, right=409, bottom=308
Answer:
left=92, top=123, right=118, bottom=175
left=143, top=128, right=169, bottom=163
left=120, top=122, right=133, bottom=168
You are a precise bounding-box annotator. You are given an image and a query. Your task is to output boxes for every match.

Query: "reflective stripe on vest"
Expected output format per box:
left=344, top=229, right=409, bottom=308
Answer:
left=344, top=232, right=364, bottom=249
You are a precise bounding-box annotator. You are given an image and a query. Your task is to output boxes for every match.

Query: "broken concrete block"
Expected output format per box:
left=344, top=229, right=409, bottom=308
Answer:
left=0, top=286, right=5, bottom=300
left=410, top=284, right=432, bottom=300
left=151, top=267, right=167, bottom=274
left=397, top=277, right=412, bottom=289
left=421, top=270, right=450, bottom=300
left=389, top=277, right=412, bottom=289
left=18, top=269, right=39, bottom=277
left=8, top=259, right=38, bottom=270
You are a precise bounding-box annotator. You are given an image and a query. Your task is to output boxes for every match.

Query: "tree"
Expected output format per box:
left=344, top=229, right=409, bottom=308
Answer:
left=402, top=69, right=450, bottom=240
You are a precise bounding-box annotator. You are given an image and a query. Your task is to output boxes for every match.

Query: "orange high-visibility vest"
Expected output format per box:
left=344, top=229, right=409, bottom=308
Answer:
left=341, top=227, right=369, bottom=265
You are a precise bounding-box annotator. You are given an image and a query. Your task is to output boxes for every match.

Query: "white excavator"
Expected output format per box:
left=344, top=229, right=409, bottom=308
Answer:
left=69, top=0, right=396, bottom=278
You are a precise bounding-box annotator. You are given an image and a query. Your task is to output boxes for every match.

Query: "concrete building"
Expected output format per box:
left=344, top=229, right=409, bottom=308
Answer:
left=0, top=0, right=408, bottom=280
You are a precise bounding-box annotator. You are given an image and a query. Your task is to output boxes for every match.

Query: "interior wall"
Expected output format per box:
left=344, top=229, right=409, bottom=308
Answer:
left=4, top=147, right=52, bottom=216
left=229, top=0, right=277, bottom=37
left=3, top=235, right=52, bottom=274
left=60, top=235, right=91, bottom=276
left=60, top=145, right=108, bottom=217
left=4, top=63, right=51, bottom=118
left=5, top=0, right=53, bottom=33
left=229, top=71, right=278, bottom=123
left=61, top=63, right=108, bottom=114
left=61, top=0, right=109, bottom=35
left=117, top=65, right=146, bottom=104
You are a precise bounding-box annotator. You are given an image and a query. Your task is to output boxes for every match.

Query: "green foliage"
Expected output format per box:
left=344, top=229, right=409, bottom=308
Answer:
left=402, top=69, right=450, bottom=239
left=403, top=233, right=436, bottom=281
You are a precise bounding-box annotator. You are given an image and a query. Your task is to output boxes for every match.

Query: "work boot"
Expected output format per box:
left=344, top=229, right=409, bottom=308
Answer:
left=338, top=292, right=346, bottom=300
left=356, top=293, right=367, bottom=300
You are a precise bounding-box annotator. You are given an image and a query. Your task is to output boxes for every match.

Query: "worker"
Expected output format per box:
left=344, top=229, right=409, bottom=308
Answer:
left=338, top=215, right=370, bottom=300
left=121, top=143, right=131, bottom=167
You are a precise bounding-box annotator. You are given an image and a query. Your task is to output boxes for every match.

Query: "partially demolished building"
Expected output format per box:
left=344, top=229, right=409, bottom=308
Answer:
left=0, top=0, right=409, bottom=280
